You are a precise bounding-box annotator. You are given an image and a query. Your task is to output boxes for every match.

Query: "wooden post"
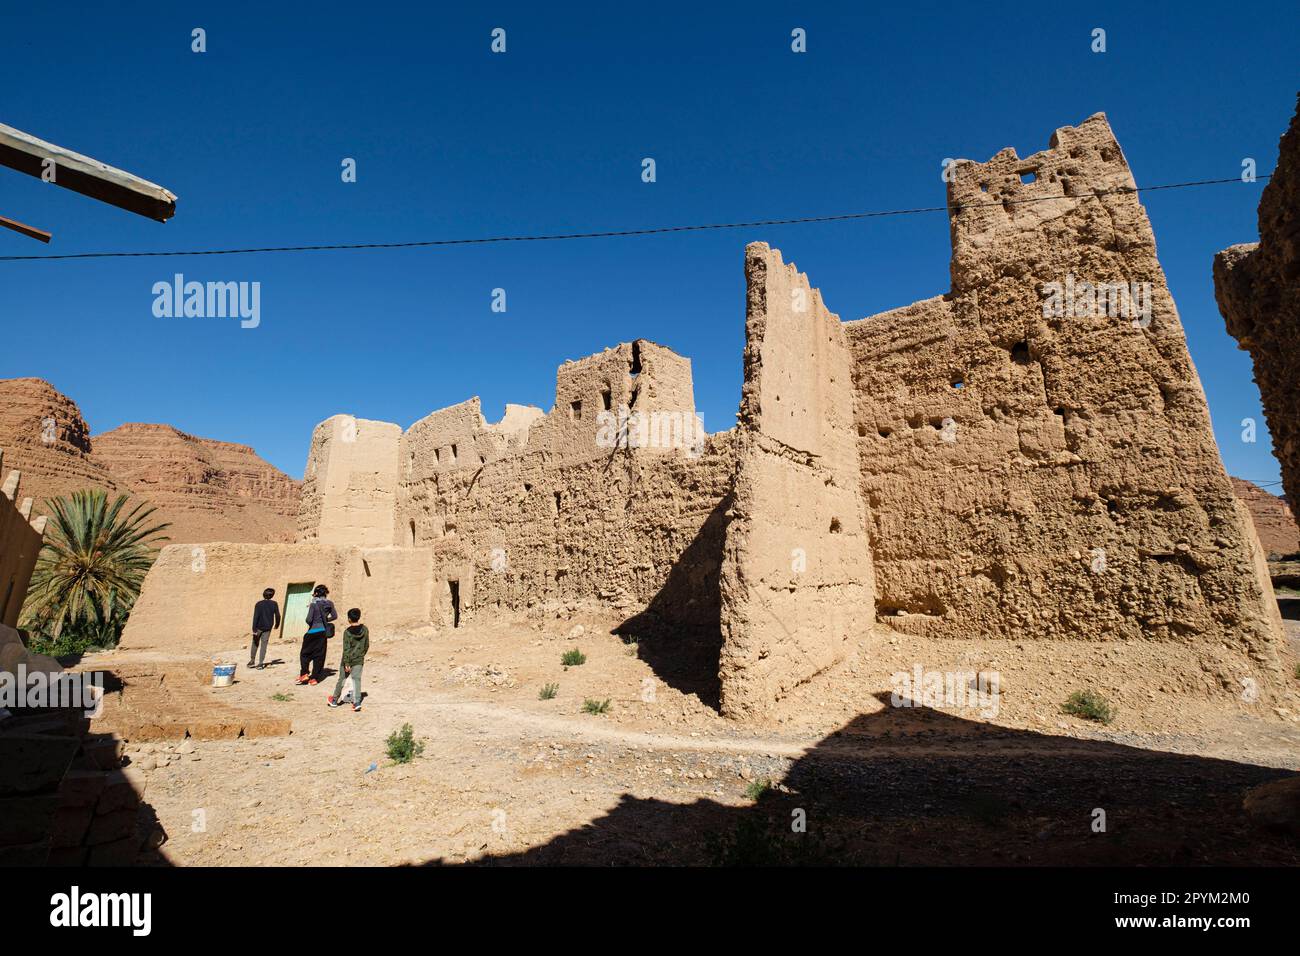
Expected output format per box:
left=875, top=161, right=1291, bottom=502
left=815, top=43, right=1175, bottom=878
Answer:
left=0, top=122, right=177, bottom=222
left=0, top=213, right=51, bottom=243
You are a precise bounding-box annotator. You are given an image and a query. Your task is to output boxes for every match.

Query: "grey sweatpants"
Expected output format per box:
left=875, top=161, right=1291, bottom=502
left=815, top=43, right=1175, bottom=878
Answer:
left=249, top=630, right=271, bottom=666
left=332, top=663, right=363, bottom=704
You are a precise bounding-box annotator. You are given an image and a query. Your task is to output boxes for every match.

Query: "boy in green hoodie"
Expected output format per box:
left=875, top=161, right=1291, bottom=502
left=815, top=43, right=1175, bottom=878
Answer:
left=328, top=607, right=369, bottom=712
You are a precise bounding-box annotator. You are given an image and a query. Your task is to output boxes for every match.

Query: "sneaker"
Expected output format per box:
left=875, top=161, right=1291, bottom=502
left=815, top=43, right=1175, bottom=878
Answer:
left=327, top=696, right=340, bottom=708
left=352, top=702, right=362, bottom=712
left=294, top=674, right=309, bottom=685
left=308, top=678, right=319, bottom=686
left=247, top=660, right=255, bottom=668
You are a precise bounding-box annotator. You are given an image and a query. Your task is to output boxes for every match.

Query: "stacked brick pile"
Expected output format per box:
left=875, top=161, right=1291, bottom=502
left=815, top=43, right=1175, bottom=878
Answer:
left=93, top=662, right=292, bottom=741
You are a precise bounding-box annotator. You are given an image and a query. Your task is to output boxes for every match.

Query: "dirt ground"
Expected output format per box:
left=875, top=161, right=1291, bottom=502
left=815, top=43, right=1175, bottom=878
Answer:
left=78, top=599, right=1300, bottom=866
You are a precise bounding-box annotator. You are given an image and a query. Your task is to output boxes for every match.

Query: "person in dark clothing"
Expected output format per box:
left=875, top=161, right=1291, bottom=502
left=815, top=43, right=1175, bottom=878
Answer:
left=328, top=607, right=369, bottom=712
left=249, top=588, right=281, bottom=669
left=296, top=584, right=337, bottom=685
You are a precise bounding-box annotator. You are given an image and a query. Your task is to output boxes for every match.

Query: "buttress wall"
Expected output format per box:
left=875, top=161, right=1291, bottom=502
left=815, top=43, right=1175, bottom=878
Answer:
left=718, top=243, right=876, bottom=719
left=844, top=113, right=1283, bottom=673
left=298, top=416, right=401, bottom=547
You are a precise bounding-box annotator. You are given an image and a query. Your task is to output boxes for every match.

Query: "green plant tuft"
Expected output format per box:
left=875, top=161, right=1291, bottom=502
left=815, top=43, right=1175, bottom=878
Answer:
left=582, top=697, right=610, bottom=715
left=561, top=648, right=586, bottom=667
left=385, top=723, right=426, bottom=764
left=744, top=778, right=772, bottom=801
left=538, top=682, right=559, bottom=700
left=1061, top=689, right=1114, bottom=724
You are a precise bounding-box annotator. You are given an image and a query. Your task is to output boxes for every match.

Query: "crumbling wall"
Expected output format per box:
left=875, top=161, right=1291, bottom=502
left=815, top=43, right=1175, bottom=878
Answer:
left=1214, top=95, right=1300, bottom=535
left=0, top=452, right=47, bottom=628
left=718, top=243, right=876, bottom=719
left=844, top=113, right=1283, bottom=674
left=298, top=416, right=400, bottom=547
left=395, top=340, right=727, bottom=636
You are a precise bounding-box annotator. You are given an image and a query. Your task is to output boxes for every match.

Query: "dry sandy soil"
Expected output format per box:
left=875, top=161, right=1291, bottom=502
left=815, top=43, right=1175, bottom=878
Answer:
left=78, top=600, right=1300, bottom=866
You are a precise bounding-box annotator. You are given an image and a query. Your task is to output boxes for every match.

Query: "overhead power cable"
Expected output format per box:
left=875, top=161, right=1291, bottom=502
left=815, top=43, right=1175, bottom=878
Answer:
left=0, top=174, right=1269, bottom=263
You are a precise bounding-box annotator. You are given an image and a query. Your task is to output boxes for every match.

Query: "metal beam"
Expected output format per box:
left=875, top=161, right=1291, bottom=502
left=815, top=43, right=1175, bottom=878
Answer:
left=0, top=213, right=51, bottom=243
left=0, top=122, right=177, bottom=222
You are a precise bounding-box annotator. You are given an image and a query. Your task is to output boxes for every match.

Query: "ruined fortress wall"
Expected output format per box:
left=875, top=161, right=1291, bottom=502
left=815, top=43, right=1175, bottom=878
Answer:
left=0, top=453, right=46, bottom=628
left=1215, top=95, right=1300, bottom=534
left=298, top=416, right=401, bottom=547
left=844, top=113, right=1282, bottom=669
left=409, top=438, right=734, bottom=631
left=395, top=342, right=729, bottom=634
left=718, top=243, right=876, bottom=719
left=121, top=542, right=433, bottom=653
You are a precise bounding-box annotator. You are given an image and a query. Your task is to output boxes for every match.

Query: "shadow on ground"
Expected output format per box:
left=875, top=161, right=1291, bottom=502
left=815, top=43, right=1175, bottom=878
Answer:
left=434, top=693, right=1300, bottom=866
left=615, top=494, right=731, bottom=711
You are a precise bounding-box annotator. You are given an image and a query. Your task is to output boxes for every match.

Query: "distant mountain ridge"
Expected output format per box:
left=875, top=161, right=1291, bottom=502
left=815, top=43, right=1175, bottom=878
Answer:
left=1231, top=477, right=1300, bottom=558
left=0, top=377, right=299, bottom=544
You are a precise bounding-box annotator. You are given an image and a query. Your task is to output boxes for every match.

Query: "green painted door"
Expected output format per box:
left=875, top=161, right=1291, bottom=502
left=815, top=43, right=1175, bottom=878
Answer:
left=282, top=583, right=315, bottom=641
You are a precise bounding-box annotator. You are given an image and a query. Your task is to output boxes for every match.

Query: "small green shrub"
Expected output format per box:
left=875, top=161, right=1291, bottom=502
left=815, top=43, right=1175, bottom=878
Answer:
left=271, top=692, right=293, bottom=702
left=744, top=778, right=772, bottom=801
left=539, top=683, right=559, bottom=700
left=561, top=648, right=587, bottom=667
left=582, top=698, right=611, bottom=715
left=1061, top=689, right=1114, bottom=724
left=385, top=723, right=426, bottom=764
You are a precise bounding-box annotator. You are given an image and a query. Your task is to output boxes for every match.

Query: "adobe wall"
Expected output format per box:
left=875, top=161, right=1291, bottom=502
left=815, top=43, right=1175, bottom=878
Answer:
left=0, top=451, right=47, bottom=628
left=1214, top=95, right=1300, bottom=534
left=298, top=416, right=401, bottom=547
left=843, top=113, right=1283, bottom=670
left=396, top=339, right=728, bottom=636
left=718, top=243, right=876, bottom=719
left=120, top=542, right=433, bottom=654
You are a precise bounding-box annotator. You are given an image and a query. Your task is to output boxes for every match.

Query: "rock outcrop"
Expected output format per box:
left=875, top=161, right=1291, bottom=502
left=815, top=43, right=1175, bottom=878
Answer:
left=1215, top=95, right=1300, bottom=542
left=92, top=424, right=299, bottom=544
left=0, top=378, right=298, bottom=544
left=0, top=378, right=119, bottom=504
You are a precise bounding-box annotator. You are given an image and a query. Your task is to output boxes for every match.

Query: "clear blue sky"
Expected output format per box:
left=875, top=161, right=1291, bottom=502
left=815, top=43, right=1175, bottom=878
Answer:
left=1, top=2, right=1295, bottom=485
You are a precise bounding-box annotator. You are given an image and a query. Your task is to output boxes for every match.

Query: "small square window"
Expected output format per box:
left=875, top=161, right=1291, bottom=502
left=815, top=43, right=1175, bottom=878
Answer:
left=570, top=400, right=583, bottom=421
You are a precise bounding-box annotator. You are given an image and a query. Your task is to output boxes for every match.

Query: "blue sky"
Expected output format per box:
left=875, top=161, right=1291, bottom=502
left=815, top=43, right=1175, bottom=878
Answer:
left=0, top=2, right=1295, bottom=485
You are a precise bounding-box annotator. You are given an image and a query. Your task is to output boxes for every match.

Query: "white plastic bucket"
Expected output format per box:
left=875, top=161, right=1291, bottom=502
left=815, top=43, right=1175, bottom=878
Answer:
left=212, top=663, right=238, bottom=687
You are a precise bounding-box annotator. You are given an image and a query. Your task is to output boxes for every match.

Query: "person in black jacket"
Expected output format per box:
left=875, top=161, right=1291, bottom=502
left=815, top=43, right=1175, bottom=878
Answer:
left=296, top=584, right=337, bottom=685
left=249, top=588, right=281, bottom=670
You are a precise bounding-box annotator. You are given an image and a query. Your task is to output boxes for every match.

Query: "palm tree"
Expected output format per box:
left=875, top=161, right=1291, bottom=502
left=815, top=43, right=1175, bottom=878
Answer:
left=20, top=490, right=170, bottom=647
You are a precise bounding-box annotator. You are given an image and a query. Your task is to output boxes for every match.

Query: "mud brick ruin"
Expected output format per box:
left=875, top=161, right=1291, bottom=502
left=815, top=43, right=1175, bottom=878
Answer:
left=1215, top=95, right=1300, bottom=532
left=123, top=112, right=1288, bottom=718
left=0, top=450, right=47, bottom=629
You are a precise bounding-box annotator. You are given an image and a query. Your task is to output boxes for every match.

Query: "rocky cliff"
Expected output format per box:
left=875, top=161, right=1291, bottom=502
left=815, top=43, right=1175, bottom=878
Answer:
left=0, top=378, right=298, bottom=544
left=1231, top=477, right=1299, bottom=558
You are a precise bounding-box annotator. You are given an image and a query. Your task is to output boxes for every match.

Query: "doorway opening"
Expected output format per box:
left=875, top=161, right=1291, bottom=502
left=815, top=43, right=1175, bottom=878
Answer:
left=448, top=579, right=461, bottom=628
left=282, top=582, right=315, bottom=641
